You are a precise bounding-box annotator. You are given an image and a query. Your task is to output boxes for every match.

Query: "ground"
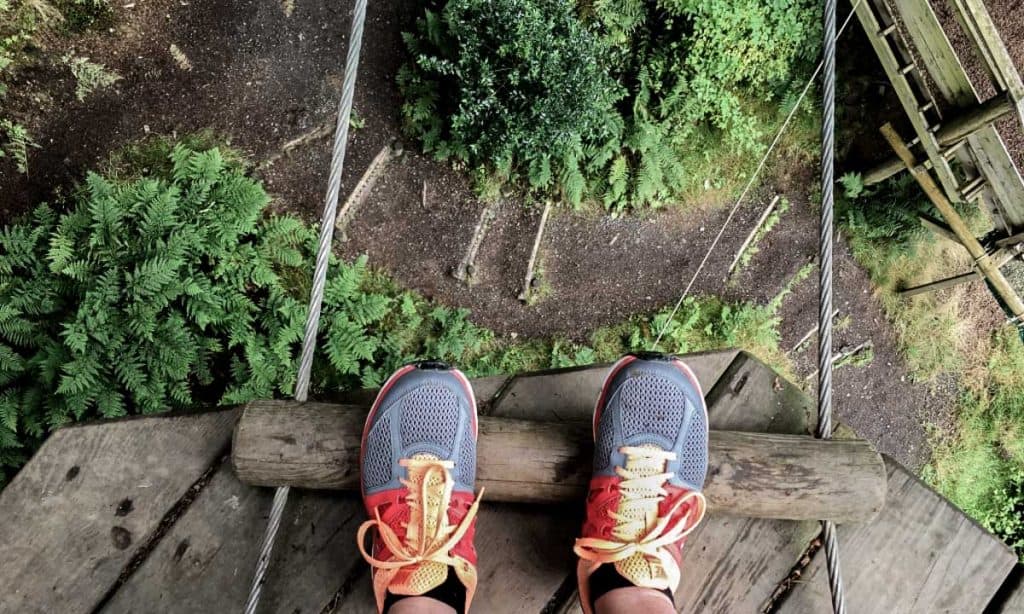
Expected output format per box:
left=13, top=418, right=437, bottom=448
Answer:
left=2, top=0, right=1021, bottom=472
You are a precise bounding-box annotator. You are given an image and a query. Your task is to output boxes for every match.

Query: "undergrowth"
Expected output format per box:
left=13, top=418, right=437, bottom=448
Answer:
left=840, top=173, right=1024, bottom=559
left=0, top=140, right=495, bottom=484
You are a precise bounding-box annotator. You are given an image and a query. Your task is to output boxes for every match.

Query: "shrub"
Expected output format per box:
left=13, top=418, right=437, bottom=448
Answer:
left=400, top=0, right=819, bottom=211
left=0, top=142, right=493, bottom=483
left=399, top=0, right=623, bottom=206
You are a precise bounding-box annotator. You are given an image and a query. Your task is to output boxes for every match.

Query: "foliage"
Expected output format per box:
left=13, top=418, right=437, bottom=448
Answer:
left=838, top=174, right=976, bottom=379
left=839, top=172, right=865, bottom=199
left=64, top=53, right=120, bottom=101
left=841, top=172, right=1024, bottom=558
left=53, top=0, right=112, bottom=31
left=399, top=0, right=819, bottom=210
left=398, top=0, right=623, bottom=207
left=0, top=119, right=37, bottom=174
left=928, top=327, right=1024, bottom=559
left=0, top=142, right=493, bottom=484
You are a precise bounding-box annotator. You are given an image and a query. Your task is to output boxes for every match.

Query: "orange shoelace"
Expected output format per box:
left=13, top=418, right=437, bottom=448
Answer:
left=358, top=457, right=483, bottom=573
left=574, top=446, right=706, bottom=585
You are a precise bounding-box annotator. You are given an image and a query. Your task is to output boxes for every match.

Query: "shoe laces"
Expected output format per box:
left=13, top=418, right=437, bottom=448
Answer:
left=574, top=445, right=706, bottom=567
left=358, top=456, right=483, bottom=572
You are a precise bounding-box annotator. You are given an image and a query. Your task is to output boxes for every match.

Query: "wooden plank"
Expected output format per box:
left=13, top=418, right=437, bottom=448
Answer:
left=101, top=464, right=362, bottom=614
left=777, top=457, right=1017, bottom=614
left=882, top=123, right=1024, bottom=317
left=854, top=0, right=962, bottom=198
left=967, top=127, right=1024, bottom=229
left=949, top=0, right=1024, bottom=113
left=233, top=402, right=886, bottom=520
left=0, top=409, right=237, bottom=614
left=894, top=0, right=976, bottom=106
left=891, top=0, right=1024, bottom=230
left=989, top=566, right=1024, bottom=613
left=494, top=349, right=739, bottom=420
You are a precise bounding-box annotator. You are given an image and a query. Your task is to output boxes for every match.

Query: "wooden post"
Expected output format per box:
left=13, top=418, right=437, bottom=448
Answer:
left=863, top=93, right=1015, bottom=185
left=232, top=400, right=887, bottom=523
left=880, top=123, right=1024, bottom=318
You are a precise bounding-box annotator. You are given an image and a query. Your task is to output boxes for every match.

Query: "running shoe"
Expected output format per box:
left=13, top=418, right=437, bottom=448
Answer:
left=574, top=353, right=709, bottom=614
left=357, top=361, right=482, bottom=614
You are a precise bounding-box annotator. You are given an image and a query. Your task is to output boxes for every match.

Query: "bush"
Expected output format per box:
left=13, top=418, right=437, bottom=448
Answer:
left=399, top=0, right=819, bottom=210
left=399, top=0, right=623, bottom=206
left=0, top=142, right=493, bottom=483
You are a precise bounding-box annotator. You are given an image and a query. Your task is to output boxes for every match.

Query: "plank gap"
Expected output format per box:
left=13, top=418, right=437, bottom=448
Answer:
left=90, top=452, right=229, bottom=614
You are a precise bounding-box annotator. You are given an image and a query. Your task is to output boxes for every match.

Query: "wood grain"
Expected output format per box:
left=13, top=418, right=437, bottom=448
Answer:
left=777, top=457, right=1017, bottom=614
left=233, top=401, right=885, bottom=522
left=100, top=464, right=363, bottom=614
left=0, top=409, right=237, bottom=614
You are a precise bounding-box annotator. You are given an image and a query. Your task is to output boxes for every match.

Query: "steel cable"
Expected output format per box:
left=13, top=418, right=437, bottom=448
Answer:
left=243, top=0, right=368, bottom=611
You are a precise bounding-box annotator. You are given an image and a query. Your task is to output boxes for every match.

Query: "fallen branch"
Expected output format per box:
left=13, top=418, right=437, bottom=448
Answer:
left=334, top=144, right=397, bottom=240
left=518, top=201, right=553, bottom=303
left=728, top=195, right=781, bottom=276
left=791, top=309, right=841, bottom=353
left=453, top=199, right=501, bottom=284
left=804, top=341, right=874, bottom=382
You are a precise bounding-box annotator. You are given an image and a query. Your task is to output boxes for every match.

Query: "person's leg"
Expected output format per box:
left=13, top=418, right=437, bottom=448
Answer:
left=574, top=353, right=709, bottom=614
left=595, top=587, right=675, bottom=614
left=356, top=361, right=483, bottom=614
left=386, top=596, right=456, bottom=614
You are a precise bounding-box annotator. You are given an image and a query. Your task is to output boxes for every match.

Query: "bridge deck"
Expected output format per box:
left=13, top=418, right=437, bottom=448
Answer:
left=0, top=351, right=1017, bottom=613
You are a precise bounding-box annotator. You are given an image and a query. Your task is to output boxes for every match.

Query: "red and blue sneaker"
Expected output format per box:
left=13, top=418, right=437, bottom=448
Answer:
left=357, top=361, right=482, bottom=613
left=574, top=353, right=709, bottom=613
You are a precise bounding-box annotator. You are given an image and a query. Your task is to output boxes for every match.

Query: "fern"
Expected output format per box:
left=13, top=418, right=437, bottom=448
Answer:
left=0, top=139, right=498, bottom=485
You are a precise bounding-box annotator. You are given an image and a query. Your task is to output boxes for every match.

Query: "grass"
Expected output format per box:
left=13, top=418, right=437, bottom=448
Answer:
left=840, top=174, right=1024, bottom=559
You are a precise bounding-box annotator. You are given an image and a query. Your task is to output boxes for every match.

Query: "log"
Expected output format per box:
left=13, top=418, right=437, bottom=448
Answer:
left=232, top=400, right=887, bottom=523
left=863, top=92, right=1015, bottom=185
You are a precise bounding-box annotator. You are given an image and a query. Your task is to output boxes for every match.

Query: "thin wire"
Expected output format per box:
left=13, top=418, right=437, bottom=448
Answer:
left=652, top=0, right=863, bottom=350
left=243, top=0, right=368, bottom=611
left=818, top=0, right=847, bottom=610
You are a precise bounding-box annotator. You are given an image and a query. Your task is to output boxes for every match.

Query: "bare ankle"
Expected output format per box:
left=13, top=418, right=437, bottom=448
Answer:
left=594, top=587, right=675, bottom=614
left=386, top=596, right=457, bottom=614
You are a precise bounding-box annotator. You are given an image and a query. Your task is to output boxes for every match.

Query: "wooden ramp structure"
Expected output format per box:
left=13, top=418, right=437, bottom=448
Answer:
left=0, top=351, right=1019, bottom=613
left=855, top=0, right=1024, bottom=320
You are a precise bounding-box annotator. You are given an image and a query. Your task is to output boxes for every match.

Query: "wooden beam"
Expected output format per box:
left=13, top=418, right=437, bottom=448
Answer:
left=863, top=93, right=1015, bottom=185
left=899, top=248, right=1018, bottom=297
left=232, top=400, right=887, bottom=524
left=880, top=123, right=1024, bottom=317
left=919, top=213, right=963, bottom=245
left=938, top=92, right=1015, bottom=147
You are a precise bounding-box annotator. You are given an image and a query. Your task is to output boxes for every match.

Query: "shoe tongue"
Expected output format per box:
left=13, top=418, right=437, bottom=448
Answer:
left=391, top=453, right=450, bottom=597
left=614, top=444, right=673, bottom=589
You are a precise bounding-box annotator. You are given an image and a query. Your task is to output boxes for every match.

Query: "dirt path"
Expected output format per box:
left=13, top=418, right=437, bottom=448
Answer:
left=0, top=0, right=976, bottom=471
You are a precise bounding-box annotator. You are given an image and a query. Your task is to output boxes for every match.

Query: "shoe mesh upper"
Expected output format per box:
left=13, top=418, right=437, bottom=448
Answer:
left=619, top=374, right=687, bottom=441
left=364, top=412, right=393, bottom=490
left=399, top=385, right=460, bottom=449
left=679, top=405, right=707, bottom=488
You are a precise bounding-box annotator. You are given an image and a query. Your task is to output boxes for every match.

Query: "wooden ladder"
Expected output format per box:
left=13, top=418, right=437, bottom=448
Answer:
left=854, top=0, right=970, bottom=201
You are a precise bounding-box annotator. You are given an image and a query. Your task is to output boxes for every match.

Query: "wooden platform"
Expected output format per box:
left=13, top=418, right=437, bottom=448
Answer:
left=0, top=351, right=1018, bottom=613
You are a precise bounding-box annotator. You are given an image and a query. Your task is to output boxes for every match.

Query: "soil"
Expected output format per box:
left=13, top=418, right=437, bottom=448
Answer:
left=6, top=0, right=1020, bottom=472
